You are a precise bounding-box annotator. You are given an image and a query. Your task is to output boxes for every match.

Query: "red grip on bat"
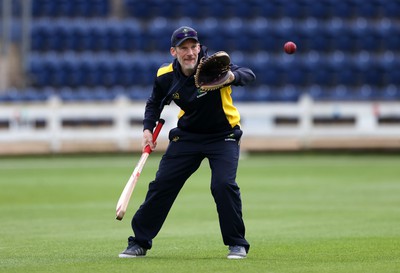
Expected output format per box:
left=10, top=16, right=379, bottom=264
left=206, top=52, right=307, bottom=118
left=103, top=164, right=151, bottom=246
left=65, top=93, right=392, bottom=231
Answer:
left=144, top=119, right=165, bottom=154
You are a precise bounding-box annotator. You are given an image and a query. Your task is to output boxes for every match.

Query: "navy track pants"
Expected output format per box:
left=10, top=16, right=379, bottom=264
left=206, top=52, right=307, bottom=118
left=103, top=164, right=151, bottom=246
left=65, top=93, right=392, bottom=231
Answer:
left=131, top=127, right=249, bottom=252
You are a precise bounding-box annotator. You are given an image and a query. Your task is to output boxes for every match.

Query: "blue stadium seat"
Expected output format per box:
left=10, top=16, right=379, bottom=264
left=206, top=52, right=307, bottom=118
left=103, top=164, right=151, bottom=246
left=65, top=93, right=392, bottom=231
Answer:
left=240, top=0, right=261, bottom=18
left=359, top=61, right=385, bottom=87
left=43, top=55, right=60, bottom=87
left=23, top=88, right=52, bottom=101
left=31, top=20, right=70, bottom=52
left=126, top=86, right=152, bottom=100
left=0, top=88, right=52, bottom=102
left=113, top=59, right=131, bottom=87
left=280, top=0, right=308, bottom=20
left=78, top=87, right=117, bottom=101
left=73, top=0, right=91, bottom=17
left=146, top=24, right=175, bottom=52
left=57, top=0, right=75, bottom=17
left=32, top=0, right=109, bottom=17
left=245, top=86, right=298, bottom=102
left=38, top=54, right=58, bottom=87
left=207, top=0, right=229, bottom=18
left=46, top=24, right=64, bottom=52
left=284, top=61, right=310, bottom=87
left=307, top=0, right=333, bottom=20
left=71, top=20, right=93, bottom=51
left=252, top=87, right=275, bottom=102
left=91, top=0, right=110, bottom=17
left=65, top=56, right=88, bottom=87
left=30, top=23, right=44, bottom=51
left=153, top=0, right=177, bottom=18
left=232, top=0, right=254, bottom=18
left=304, top=26, right=335, bottom=53
left=258, top=0, right=282, bottom=19
left=258, top=28, right=282, bottom=52
left=124, top=0, right=152, bottom=18
left=58, top=87, right=114, bottom=101
left=197, top=23, right=225, bottom=51
left=230, top=88, right=248, bottom=102
left=28, top=57, right=45, bottom=87
left=34, top=21, right=57, bottom=51
left=381, top=0, right=400, bottom=18
left=34, top=0, right=57, bottom=17
left=330, top=86, right=355, bottom=101
left=308, top=85, right=330, bottom=101
left=355, top=85, right=379, bottom=101
left=358, top=28, right=383, bottom=52
left=254, top=61, right=284, bottom=87
left=58, top=87, right=78, bottom=101
left=87, top=22, right=108, bottom=51
left=356, top=0, right=382, bottom=19
left=136, top=59, right=158, bottom=85
left=310, top=61, right=335, bottom=87
left=53, top=23, right=69, bottom=52
left=127, top=58, right=145, bottom=86
left=80, top=57, right=102, bottom=87
left=333, top=60, right=361, bottom=87
left=105, top=23, right=125, bottom=52
left=382, top=25, right=400, bottom=52
left=331, top=0, right=357, bottom=19
left=332, top=28, right=359, bottom=53
left=385, top=61, right=400, bottom=86
left=219, top=22, right=246, bottom=52
left=28, top=53, right=175, bottom=90
left=177, top=1, right=198, bottom=18
left=381, top=85, right=400, bottom=101
left=98, top=60, right=118, bottom=87
left=120, top=20, right=142, bottom=52
left=245, top=21, right=271, bottom=52
left=278, top=86, right=301, bottom=102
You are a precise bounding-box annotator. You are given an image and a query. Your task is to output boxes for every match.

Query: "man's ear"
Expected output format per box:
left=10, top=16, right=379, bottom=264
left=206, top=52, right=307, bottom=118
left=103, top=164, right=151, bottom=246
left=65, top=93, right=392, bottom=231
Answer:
left=170, top=47, right=177, bottom=57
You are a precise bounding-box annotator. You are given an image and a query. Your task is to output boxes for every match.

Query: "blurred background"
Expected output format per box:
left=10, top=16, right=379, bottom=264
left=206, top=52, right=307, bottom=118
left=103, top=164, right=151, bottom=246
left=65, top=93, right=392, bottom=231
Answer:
left=0, top=0, right=399, bottom=154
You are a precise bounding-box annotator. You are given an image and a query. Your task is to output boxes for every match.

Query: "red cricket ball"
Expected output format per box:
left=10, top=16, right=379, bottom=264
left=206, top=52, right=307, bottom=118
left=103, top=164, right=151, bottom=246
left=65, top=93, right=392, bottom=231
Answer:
left=284, top=41, right=297, bottom=54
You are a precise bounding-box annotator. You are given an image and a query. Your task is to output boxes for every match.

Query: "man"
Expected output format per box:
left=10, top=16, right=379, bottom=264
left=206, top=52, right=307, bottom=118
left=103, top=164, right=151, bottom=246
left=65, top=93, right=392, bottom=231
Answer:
left=119, top=26, right=256, bottom=259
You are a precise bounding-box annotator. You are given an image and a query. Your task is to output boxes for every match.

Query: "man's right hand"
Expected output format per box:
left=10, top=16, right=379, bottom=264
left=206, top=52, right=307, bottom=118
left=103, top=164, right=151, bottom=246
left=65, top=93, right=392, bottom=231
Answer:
left=142, top=129, right=156, bottom=152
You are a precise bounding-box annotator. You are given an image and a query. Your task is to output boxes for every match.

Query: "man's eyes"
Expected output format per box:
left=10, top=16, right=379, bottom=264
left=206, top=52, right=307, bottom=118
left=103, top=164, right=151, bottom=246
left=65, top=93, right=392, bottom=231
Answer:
left=180, top=46, right=197, bottom=51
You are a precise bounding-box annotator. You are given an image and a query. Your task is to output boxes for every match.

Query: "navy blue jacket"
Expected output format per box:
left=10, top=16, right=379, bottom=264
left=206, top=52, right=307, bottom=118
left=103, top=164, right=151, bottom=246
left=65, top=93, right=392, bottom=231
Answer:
left=143, top=46, right=256, bottom=134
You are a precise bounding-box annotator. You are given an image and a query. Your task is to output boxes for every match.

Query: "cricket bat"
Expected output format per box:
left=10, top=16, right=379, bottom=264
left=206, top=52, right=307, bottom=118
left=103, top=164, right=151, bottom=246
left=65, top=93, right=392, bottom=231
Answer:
left=115, top=119, right=165, bottom=221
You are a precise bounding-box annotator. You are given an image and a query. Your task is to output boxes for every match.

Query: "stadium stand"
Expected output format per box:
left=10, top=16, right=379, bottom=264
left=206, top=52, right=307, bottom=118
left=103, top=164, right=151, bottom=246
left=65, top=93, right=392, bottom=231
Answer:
left=31, top=0, right=110, bottom=18
left=1, top=0, right=400, bottom=102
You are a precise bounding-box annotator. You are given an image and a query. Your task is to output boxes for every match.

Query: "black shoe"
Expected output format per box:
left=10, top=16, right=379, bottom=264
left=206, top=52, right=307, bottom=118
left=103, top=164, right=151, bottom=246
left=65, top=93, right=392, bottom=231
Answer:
left=227, top=245, right=247, bottom=259
left=119, top=236, right=147, bottom=258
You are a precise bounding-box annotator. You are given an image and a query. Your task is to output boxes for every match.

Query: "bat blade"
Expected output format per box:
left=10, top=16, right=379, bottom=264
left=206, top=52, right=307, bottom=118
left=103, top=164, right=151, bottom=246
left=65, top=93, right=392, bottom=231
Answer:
left=115, top=118, right=165, bottom=221
left=116, top=152, right=149, bottom=221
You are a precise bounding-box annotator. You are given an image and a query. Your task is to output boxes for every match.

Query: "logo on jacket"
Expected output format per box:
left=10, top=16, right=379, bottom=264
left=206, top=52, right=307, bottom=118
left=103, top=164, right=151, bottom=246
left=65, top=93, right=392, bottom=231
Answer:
left=196, top=89, right=207, bottom=98
left=172, top=92, right=180, bottom=100
left=224, top=133, right=236, bottom=142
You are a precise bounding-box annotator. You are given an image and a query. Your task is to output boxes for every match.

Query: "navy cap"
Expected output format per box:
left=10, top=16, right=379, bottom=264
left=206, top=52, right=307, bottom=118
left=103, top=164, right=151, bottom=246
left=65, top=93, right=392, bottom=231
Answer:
left=171, top=26, right=199, bottom=47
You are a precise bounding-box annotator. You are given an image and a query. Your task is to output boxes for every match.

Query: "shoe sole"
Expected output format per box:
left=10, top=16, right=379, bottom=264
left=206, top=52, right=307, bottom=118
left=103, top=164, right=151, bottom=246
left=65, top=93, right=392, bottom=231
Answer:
left=118, top=253, right=146, bottom=258
left=227, top=254, right=246, bottom=259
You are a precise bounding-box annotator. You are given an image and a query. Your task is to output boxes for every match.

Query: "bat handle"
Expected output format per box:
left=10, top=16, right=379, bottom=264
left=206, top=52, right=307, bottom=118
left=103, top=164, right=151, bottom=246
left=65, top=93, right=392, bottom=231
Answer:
left=143, top=119, right=165, bottom=154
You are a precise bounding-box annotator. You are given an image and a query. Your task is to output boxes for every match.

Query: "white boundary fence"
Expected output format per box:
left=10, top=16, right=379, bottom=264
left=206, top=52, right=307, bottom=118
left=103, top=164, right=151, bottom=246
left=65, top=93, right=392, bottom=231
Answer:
left=1, top=95, right=400, bottom=155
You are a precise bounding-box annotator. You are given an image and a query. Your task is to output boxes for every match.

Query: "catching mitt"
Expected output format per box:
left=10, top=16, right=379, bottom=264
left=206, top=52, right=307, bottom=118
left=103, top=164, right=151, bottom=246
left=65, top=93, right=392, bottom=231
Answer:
left=194, top=51, right=234, bottom=91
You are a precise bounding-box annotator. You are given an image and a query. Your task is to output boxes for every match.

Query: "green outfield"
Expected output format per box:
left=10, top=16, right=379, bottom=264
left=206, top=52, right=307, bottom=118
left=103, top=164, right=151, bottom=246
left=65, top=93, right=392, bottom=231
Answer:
left=0, top=153, right=399, bottom=273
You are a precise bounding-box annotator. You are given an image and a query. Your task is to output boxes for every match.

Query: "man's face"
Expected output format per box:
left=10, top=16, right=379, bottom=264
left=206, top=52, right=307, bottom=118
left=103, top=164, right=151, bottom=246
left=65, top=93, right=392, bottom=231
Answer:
left=171, top=39, right=200, bottom=75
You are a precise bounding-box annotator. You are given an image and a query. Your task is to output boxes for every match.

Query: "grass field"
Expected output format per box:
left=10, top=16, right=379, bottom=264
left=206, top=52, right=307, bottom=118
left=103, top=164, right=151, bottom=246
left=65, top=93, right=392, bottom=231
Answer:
left=0, top=153, right=399, bottom=273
